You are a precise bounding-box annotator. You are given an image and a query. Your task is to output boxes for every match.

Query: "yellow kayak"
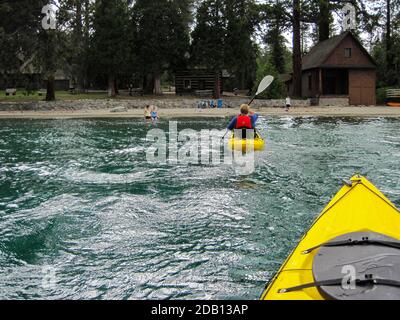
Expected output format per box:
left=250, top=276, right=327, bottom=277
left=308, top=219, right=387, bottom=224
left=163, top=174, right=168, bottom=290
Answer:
left=261, top=175, right=400, bottom=300
left=228, top=132, right=265, bottom=152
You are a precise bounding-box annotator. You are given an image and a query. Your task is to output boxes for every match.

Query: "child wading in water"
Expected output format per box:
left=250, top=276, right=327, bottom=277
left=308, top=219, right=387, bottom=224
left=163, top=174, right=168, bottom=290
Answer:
left=151, top=106, right=158, bottom=124
left=144, top=105, right=152, bottom=124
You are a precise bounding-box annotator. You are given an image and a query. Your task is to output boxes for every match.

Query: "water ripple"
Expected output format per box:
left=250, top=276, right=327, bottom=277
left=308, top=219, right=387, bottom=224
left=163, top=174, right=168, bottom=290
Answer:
left=0, top=117, right=399, bottom=299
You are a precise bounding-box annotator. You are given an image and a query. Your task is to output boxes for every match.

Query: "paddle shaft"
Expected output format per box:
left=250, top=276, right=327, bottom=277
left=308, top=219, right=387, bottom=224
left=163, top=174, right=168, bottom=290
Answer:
left=248, top=96, right=256, bottom=106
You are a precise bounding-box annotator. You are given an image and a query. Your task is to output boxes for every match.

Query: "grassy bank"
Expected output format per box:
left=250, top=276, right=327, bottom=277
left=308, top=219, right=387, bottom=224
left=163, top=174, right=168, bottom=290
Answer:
left=0, top=91, right=197, bottom=102
left=0, top=91, right=110, bottom=102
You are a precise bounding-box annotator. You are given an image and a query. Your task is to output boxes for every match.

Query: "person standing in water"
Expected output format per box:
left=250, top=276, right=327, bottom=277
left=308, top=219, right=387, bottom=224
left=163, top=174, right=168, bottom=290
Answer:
left=144, top=105, right=152, bottom=124
left=227, top=104, right=259, bottom=139
left=151, top=105, right=158, bottom=124
left=285, top=96, right=291, bottom=112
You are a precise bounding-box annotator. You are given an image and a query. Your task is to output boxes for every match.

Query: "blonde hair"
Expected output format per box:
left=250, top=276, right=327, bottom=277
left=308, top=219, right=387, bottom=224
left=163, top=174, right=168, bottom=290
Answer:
left=240, top=104, right=250, bottom=115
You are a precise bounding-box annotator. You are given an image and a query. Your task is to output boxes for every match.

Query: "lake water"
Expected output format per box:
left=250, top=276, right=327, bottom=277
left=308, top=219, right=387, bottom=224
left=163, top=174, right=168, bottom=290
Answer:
left=0, top=116, right=399, bottom=299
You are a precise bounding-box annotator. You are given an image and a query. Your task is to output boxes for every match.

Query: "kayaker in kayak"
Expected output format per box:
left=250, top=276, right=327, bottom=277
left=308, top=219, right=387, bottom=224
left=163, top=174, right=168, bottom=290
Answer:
left=227, top=104, right=259, bottom=139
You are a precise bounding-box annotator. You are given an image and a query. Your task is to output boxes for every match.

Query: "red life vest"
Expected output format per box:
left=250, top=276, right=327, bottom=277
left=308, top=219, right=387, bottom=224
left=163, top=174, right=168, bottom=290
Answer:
left=235, top=115, right=253, bottom=129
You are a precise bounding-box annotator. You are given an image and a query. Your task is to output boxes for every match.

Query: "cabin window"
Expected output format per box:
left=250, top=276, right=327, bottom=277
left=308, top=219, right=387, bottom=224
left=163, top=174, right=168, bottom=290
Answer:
left=344, top=48, right=352, bottom=58
left=184, top=79, right=191, bottom=89
left=308, top=75, right=312, bottom=90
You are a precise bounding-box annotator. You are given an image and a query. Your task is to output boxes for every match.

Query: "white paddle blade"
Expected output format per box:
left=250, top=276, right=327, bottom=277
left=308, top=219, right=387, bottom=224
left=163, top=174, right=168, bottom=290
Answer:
left=256, top=75, right=274, bottom=95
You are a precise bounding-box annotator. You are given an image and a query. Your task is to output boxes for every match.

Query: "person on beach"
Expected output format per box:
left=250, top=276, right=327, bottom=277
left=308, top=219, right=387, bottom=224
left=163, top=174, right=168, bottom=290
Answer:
left=197, top=100, right=204, bottom=112
left=285, top=96, right=291, bottom=112
left=144, top=105, right=152, bottom=123
left=227, top=104, right=259, bottom=139
left=151, top=105, right=158, bottom=123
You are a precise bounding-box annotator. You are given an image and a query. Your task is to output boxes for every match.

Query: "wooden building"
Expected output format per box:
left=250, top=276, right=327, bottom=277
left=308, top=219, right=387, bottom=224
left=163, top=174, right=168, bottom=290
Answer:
left=175, top=69, right=223, bottom=97
left=285, top=31, right=377, bottom=105
left=0, top=52, right=71, bottom=91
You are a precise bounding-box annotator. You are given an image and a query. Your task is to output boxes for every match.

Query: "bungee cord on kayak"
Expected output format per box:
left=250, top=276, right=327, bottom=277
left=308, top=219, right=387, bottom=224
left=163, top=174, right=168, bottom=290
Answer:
left=261, top=176, right=400, bottom=301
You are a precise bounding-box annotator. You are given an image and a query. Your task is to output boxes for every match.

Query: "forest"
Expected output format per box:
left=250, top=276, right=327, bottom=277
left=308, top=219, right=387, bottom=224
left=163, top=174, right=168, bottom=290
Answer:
left=0, top=0, right=399, bottom=101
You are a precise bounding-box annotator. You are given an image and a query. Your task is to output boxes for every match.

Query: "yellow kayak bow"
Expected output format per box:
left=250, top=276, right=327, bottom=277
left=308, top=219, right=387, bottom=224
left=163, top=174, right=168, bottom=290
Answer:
left=261, top=175, right=400, bottom=300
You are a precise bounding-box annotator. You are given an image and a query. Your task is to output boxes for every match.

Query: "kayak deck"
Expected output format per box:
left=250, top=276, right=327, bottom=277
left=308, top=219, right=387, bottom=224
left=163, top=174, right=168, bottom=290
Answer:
left=261, top=175, right=400, bottom=300
left=228, top=132, right=265, bottom=152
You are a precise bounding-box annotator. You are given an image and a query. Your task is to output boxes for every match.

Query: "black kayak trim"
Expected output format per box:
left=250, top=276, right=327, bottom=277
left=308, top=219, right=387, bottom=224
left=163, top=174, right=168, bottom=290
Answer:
left=278, top=275, right=400, bottom=294
left=302, top=237, right=400, bottom=255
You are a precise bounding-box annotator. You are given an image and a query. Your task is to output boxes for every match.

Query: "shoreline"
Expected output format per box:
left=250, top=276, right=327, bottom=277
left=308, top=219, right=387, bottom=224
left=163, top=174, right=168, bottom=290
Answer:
left=0, top=107, right=400, bottom=119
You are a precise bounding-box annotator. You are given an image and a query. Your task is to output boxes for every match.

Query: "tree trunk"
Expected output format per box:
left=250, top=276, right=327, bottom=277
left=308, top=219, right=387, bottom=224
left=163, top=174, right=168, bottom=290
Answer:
left=114, top=78, right=119, bottom=95
left=83, top=0, right=90, bottom=92
left=46, top=75, right=56, bottom=101
left=108, top=74, right=116, bottom=97
left=292, top=0, right=302, bottom=97
left=143, top=73, right=154, bottom=94
left=154, top=72, right=162, bottom=95
left=74, top=0, right=84, bottom=92
left=386, top=0, right=393, bottom=71
left=318, top=0, right=330, bottom=42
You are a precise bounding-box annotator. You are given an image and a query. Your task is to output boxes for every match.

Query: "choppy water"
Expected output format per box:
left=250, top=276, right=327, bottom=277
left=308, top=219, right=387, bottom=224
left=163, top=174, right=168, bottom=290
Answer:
left=0, top=116, right=399, bottom=300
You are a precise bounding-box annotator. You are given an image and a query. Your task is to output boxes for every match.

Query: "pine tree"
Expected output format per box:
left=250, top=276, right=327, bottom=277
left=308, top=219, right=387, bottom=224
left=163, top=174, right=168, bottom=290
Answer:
left=71, top=0, right=85, bottom=91
left=190, top=0, right=226, bottom=71
left=292, top=0, right=302, bottom=97
left=262, top=1, right=290, bottom=74
left=133, top=0, right=192, bottom=94
left=191, top=0, right=259, bottom=91
left=35, top=0, right=64, bottom=101
left=0, top=0, right=50, bottom=91
left=262, top=0, right=302, bottom=97
left=92, top=0, right=130, bottom=97
left=254, top=49, right=286, bottom=99
left=224, top=0, right=258, bottom=90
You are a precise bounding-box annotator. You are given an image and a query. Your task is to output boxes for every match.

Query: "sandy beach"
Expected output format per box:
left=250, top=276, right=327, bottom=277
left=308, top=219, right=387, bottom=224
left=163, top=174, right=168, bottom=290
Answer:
left=0, top=106, right=399, bottom=119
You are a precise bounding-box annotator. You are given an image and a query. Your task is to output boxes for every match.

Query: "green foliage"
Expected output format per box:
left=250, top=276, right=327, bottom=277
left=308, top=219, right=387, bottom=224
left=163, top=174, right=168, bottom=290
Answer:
left=372, top=41, right=388, bottom=88
left=190, top=0, right=258, bottom=90
left=0, top=91, right=109, bottom=102
left=57, top=0, right=92, bottom=89
left=92, top=0, right=130, bottom=76
left=133, top=0, right=191, bottom=72
left=265, top=27, right=288, bottom=75
left=224, top=0, right=259, bottom=89
left=1, top=0, right=399, bottom=99
left=0, top=0, right=61, bottom=100
left=261, top=0, right=291, bottom=74
left=372, top=34, right=400, bottom=88
left=376, top=87, right=390, bottom=105
left=132, top=0, right=192, bottom=93
left=190, top=0, right=226, bottom=70
left=253, top=50, right=286, bottom=99
left=0, top=0, right=48, bottom=75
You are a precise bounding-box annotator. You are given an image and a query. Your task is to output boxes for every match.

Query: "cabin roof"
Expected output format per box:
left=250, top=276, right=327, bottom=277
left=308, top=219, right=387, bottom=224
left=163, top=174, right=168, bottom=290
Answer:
left=302, top=31, right=376, bottom=70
